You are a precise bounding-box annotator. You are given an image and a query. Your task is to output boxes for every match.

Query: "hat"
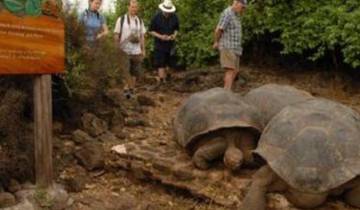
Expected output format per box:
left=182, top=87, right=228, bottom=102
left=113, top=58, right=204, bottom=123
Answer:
left=159, top=0, right=176, bottom=13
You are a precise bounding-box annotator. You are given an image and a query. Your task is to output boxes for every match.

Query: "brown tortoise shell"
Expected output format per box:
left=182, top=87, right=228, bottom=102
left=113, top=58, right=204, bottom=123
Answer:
left=174, top=88, right=264, bottom=152
left=256, top=98, right=360, bottom=193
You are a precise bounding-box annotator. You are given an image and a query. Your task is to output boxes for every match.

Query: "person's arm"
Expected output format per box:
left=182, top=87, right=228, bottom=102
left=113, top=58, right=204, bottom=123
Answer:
left=213, top=27, right=223, bottom=49
left=140, top=22, right=146, bottom=57
left=97, top=24, right=109, bottom=39
left=96, top=15, right=109, bottom=39
left=149, top=31, right=168, bottom=40
left=148, top=14, right=169, bottom=41
left=213, top=11, right=229, bottom=49
left=113, top=17, right=121, bottom=43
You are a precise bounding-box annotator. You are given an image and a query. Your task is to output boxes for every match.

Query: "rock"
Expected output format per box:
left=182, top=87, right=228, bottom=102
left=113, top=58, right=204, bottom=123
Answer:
left=110, top=125, right=127, bottom=139
left=137, top=95, right=156, bottom=107
left=111, top=144, right=127, bottom=155
left=15, top=184, right=69, bottom=210
left=105, top=88, right=123, bottom=106
left=97, top=132, right=118, bottom=142
left=64, top=174, right=87, bottom=193
left=72, top=129, right=95, bottom=144
left=158, top=94, right=165, bottom=103
left=0, top=192, right=16, bottom=208
left=81, top=113, right=108, bottom=137
left=45, top=184, right=69, bottom=210
left=111, top=109, right=125, bottom=127
left=125, top=118, right=148, bottom=127
left=20, top=182, right=36, bottom=190
left=63, top=140, right=76, bottom=155
left=53, top=121, right=63, bottom=134
left=2, top=198, right=34, bottom=210
left=62, top=166, right=89, bottom=193
left=75, top=142, right=105, bottom=171
left=8, top=179, right=21, bottom=193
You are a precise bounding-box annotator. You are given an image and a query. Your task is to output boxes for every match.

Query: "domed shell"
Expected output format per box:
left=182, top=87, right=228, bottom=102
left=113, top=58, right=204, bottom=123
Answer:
left=256, top=98, right=360, bottom=193
left=174, top=88, right=263, bottom=151
left=244, top=84, right=313, bottom=124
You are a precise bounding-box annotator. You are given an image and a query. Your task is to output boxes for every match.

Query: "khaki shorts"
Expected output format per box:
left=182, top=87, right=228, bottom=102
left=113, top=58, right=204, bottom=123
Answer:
left=220, top=49, right=240, bottom=70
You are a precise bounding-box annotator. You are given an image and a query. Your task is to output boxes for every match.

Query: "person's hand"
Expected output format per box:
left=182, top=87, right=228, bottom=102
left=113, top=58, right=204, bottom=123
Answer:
left=169, top=34, right=177, bottom=40
left=96, top=33, right=103, bottom=40
left=213, top=42, right=219, bottom=49
left=159, top=34, right=170, bottom=41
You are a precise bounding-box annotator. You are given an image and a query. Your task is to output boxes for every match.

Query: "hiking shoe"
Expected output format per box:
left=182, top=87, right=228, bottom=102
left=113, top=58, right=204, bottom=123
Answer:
left=124, top=88, right=135, bottom=99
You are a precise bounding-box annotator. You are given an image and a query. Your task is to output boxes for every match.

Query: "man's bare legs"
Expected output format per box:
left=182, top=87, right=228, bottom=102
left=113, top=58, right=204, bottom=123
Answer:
left=158, top=67, right=166, bottom=82
left=224, top=68, right=239, bottom=90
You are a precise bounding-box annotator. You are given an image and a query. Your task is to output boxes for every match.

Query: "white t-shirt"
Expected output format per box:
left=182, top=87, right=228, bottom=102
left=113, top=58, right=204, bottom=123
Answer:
left=114, top=14, right=146, bottom=55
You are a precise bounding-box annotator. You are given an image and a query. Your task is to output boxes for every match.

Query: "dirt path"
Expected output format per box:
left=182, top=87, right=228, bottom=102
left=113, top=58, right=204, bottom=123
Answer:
left=64, top=66, right=360, bottom=210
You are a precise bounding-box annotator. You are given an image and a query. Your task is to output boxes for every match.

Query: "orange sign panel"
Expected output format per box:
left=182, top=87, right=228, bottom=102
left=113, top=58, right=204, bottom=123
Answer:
left=0, top=10, right=64, bottom=74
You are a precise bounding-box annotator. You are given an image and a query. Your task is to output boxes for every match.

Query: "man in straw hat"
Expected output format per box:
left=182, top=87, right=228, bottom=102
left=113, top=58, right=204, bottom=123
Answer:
left=149, top=0, right=179, bottom=86
left=213, top=0, right=247, bottom=90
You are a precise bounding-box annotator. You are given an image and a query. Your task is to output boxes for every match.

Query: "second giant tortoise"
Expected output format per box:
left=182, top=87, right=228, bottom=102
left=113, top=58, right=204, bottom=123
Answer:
left=241, top=98, right=360, bottom=210
left=244, top=84, right=314, bottom=124
left=174, top=88, right=263, bottom=171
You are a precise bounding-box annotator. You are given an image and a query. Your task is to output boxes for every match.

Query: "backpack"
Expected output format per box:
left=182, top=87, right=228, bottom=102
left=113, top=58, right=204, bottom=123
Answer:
left=118, top=14, right=143, bottom=40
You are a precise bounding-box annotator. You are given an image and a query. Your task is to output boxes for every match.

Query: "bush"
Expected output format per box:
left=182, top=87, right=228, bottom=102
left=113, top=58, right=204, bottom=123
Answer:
left=112, top=0, right=360, bottom=69
left=242, top=0, right=360, bottom=68
left=64, top=9, right=127, bottom=100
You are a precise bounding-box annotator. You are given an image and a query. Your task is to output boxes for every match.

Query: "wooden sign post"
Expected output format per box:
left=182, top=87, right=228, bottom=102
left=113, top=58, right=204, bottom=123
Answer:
left=34, top=75, right=53, bottom=188
left=0, top=2, right=64, bottom=189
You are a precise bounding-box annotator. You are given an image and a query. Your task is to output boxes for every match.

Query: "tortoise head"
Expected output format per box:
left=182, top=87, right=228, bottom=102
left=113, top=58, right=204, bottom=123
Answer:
left=224, top=146, right=244, bottom=171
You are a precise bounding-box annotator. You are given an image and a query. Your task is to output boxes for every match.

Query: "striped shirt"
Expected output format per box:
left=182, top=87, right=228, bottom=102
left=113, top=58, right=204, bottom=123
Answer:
left=218, top=7, right=243, bottom=55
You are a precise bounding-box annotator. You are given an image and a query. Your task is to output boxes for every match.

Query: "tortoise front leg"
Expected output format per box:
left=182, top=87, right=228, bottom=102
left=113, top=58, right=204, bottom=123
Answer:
left=236, top=130, right=257, bottom=165
left=192, top=137, right=227, bottom=170
left=285, top=189, right=327, bottom=209
left=241, top=165, right=275, bottom=210
left=344, top=177, right=360, bottom=208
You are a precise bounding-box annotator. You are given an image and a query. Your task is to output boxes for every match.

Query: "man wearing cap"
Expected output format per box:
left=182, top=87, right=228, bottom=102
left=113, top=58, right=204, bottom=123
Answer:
left=149, top=0, right=179, bottom=85
left=213, top=0, right=247, bottom=90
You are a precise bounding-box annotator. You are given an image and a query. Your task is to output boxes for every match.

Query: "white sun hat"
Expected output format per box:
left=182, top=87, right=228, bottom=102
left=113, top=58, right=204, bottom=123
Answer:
left=159, top=0, right=176, bottom=13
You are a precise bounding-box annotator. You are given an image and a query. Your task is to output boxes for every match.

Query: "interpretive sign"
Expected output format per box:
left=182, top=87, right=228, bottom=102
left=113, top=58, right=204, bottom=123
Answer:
left=0, top=0, right=64, bottom=74
left=0, top=0, right=65, bottom=189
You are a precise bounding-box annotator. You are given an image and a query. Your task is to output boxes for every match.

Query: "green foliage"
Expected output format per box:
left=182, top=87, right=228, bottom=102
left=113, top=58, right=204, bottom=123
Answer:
left=111, top=0, right=360, bottom=69
left=3, top=0, right=41, bottom=16
left=3, top=0, right=26, bottom=13
left=25, top=0, right=41, bottom=16
left=242, top=0, right=360, bottom=68
left=34, top=189, right=54, bottom=209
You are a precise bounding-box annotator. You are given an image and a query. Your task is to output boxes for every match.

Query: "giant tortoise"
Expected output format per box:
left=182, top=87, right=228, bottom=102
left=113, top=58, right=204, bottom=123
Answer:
left=241, top=98, right=360, bottom=209
left=174, top=88, right=263, bottom=171
left=244, top=84, right=314, bottom=124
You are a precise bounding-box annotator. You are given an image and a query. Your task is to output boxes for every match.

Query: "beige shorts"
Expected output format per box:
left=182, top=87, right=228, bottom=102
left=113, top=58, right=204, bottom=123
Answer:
left=220, top=49, right=240, bottom=70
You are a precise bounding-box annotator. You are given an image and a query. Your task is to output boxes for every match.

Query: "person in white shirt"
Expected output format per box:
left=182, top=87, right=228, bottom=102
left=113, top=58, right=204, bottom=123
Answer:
left=114, top=0, right=146, bottom=97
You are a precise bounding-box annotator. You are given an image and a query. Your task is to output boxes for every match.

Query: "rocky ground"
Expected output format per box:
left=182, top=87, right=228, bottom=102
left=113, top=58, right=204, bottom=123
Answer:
left=2, top=65, right=360, bottom=210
